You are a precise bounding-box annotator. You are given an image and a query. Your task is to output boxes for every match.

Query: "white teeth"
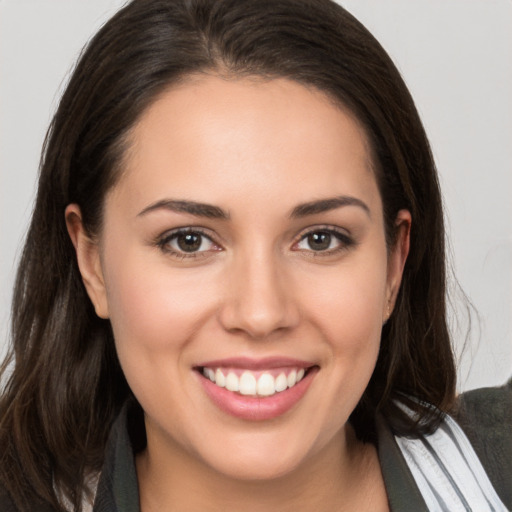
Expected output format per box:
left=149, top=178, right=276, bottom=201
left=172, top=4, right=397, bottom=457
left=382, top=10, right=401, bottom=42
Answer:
left=203, top=367, right=215, bottom=382
left=275, top=373, right=288, bottom=392
left=225, top=372, right=239, bottom=392
left=203, top=367, right=309, bottom=397
left=257, top=373, right=275, bottom=396
left=239, top=371, right=257, bottom=395
left=287, top=370, right=297, bottom=387
left=215, top=368, right=226, bottom=387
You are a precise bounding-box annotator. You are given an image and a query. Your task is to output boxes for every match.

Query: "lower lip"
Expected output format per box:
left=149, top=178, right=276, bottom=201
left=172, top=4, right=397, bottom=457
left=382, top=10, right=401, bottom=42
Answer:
left=198, top=368, right=318, bottom=421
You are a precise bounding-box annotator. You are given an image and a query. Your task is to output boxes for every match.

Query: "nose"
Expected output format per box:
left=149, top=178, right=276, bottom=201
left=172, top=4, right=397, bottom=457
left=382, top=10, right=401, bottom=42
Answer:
left=218, top=250, right=300, bottom=339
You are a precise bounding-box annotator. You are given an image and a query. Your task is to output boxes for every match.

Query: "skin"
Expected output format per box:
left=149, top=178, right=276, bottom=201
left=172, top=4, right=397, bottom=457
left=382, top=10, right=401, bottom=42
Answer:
left=67, top=76, right=410, bottom=511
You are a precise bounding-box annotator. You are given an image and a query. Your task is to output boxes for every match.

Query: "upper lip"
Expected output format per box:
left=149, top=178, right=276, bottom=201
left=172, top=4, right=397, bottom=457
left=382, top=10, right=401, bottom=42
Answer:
left=196, top=356, right=315, bottom=371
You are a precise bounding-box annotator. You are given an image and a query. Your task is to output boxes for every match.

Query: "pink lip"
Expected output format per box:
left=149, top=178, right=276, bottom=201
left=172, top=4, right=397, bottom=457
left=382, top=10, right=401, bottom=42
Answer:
left=196, top=356, right=313, bottom=371
left=196, top=360, right=318, bottom=421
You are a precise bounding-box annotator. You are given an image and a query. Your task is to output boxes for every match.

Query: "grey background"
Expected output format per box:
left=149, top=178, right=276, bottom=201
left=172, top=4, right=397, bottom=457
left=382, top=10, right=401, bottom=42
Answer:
left=1, top=0, right=511, bottom=391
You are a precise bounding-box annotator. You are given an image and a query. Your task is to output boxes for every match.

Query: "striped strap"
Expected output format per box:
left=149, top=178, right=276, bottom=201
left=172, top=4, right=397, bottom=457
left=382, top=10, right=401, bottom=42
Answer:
left=395, top=412, right=508, bottom=511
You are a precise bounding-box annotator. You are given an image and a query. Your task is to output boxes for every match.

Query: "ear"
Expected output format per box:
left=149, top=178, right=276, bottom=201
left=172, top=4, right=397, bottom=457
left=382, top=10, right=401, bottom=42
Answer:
left=384, top=209, right=411, bottom=322
left=65, top=204, right=109, bottom=319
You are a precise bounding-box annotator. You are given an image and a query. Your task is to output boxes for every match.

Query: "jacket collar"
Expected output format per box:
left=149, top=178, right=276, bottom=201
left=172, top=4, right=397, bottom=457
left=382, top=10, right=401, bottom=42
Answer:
left=93, top=401, right=427, bottom=512
left=375, top=415, right=428, bottom=511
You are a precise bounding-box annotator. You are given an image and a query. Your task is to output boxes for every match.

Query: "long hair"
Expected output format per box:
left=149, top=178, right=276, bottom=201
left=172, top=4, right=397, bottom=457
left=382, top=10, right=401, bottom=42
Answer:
left=0, top=0, right=455, bottom=510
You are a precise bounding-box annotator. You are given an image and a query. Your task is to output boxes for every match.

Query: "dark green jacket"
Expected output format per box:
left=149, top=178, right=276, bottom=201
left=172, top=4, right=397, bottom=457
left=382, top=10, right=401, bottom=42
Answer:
left=92, top=381, right=512, bottom=511
left=2, top=382, right=511, bottom=511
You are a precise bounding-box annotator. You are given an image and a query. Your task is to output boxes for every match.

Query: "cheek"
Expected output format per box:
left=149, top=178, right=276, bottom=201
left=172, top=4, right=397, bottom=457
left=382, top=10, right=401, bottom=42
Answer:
left=101, top=248, right=219, bottom=355
left=299, top=252, right=387, bottom=399
left=100, top=250, right=220, bottom=417
left=303, top=256, right=387, bottom=348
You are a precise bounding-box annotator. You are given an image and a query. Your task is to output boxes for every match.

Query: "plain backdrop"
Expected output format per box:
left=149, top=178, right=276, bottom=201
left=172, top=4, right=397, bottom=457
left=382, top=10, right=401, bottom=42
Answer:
left=1, top=0, right=511, bottom=391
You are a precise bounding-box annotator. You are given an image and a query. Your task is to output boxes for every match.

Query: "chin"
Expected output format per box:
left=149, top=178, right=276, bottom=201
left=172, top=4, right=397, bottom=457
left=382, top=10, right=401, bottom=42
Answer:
left=208, top=452, right=303, bottom=482
left=195, top=429, right=317, bottom=483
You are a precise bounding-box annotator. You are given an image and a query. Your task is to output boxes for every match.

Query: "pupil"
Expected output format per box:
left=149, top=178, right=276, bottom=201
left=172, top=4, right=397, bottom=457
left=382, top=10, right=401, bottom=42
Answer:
left=177, top=233, right=201, bottom=252
left=308, top=232, right=331, bottom=251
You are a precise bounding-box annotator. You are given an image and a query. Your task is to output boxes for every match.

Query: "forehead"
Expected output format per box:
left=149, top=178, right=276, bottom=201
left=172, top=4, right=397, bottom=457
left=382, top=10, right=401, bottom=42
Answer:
left=111, top=75, right=380, bottom=217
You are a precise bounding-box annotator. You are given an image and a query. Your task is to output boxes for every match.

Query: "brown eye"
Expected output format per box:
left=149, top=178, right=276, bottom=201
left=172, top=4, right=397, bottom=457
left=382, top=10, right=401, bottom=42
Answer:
left=306, top=232, right=332, bottom=251
left=159, top=229, right=218, bottom=255
left=176, top=233, right=203, bottom=252
left=294, top=228, right=354, bottom=254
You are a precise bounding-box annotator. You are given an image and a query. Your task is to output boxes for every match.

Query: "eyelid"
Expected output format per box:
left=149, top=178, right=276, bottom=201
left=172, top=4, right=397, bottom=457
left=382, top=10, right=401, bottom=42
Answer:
left=156, top=226, right=222, bottom=258
left=295, top=224, right=352, bottom=241
left=292, top=225, right=355, bottom=253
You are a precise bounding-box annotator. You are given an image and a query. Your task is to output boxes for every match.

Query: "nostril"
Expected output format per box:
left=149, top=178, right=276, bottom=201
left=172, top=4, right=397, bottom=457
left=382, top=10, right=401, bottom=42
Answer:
left=218, top=304, right=300, bottom=339
left=217, top=270, right=300, bottom=338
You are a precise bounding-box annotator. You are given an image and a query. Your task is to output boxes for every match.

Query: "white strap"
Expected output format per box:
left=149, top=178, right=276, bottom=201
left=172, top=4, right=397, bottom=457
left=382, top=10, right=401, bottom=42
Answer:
left=395, top=412, right=508, bottom=511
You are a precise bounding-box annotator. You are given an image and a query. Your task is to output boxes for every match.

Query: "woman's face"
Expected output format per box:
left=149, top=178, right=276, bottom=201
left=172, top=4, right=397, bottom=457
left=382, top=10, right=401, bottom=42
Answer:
left=71, top=76, right=409, bottom=480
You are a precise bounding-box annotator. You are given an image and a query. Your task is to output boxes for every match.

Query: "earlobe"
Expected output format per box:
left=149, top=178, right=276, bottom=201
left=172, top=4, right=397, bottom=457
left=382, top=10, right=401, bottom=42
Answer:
left=65, top=204, right=109, bottom=319
left=385, top=209, right=411, bottom=319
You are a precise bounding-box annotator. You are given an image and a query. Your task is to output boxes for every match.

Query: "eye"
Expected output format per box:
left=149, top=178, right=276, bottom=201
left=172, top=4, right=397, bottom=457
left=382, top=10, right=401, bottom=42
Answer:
left=158, top=228, right=220, bottom=256
left=294, top=228, right=354, bottom=253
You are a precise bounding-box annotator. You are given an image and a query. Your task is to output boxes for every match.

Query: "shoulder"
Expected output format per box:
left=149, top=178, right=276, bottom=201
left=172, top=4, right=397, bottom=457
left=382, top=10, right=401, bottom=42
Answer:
left=0, top=484, right=56, bottom=512
left=0, top=483, right=57, bottom=512
left=453, top=379, right=512, bottom=508
left=0, top=485, right=18, bottom=512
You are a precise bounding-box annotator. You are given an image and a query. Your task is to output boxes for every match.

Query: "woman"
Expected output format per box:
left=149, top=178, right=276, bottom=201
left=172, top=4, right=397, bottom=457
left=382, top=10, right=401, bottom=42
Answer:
left=0, top=0, right=510, bottom=511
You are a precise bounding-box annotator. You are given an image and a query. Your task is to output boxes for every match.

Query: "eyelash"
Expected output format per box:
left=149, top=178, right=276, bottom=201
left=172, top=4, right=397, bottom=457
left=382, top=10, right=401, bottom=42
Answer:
left=156, top=227, right=219, bottom=259
left=293, top=226, right=356, bottom=256
left=155, top=226, right=355, bottom=259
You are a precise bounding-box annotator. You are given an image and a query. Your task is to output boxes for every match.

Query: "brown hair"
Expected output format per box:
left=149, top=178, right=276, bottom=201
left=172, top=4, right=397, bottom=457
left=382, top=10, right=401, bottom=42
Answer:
left=0, top=0, right=455, bottom=510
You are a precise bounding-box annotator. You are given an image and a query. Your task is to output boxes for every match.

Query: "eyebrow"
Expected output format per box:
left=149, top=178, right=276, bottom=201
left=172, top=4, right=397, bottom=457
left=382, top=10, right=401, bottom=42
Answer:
left=290, top=196, right=370, bottom=218
left=137, top=199, right=230, bottom=219
left=137, top=195, right=370, bottom=221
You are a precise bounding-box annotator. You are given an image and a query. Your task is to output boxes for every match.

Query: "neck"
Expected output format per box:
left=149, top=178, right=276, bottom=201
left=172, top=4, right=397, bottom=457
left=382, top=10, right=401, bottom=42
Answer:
left=136, top=423, right=387, bottom=512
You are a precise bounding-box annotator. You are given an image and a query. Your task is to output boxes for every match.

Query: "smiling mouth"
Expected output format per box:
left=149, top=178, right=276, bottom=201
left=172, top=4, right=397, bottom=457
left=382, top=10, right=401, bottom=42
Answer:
left=196, top=360, right=319, bottom=420
left=198, top=366, right=314, bottom=397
